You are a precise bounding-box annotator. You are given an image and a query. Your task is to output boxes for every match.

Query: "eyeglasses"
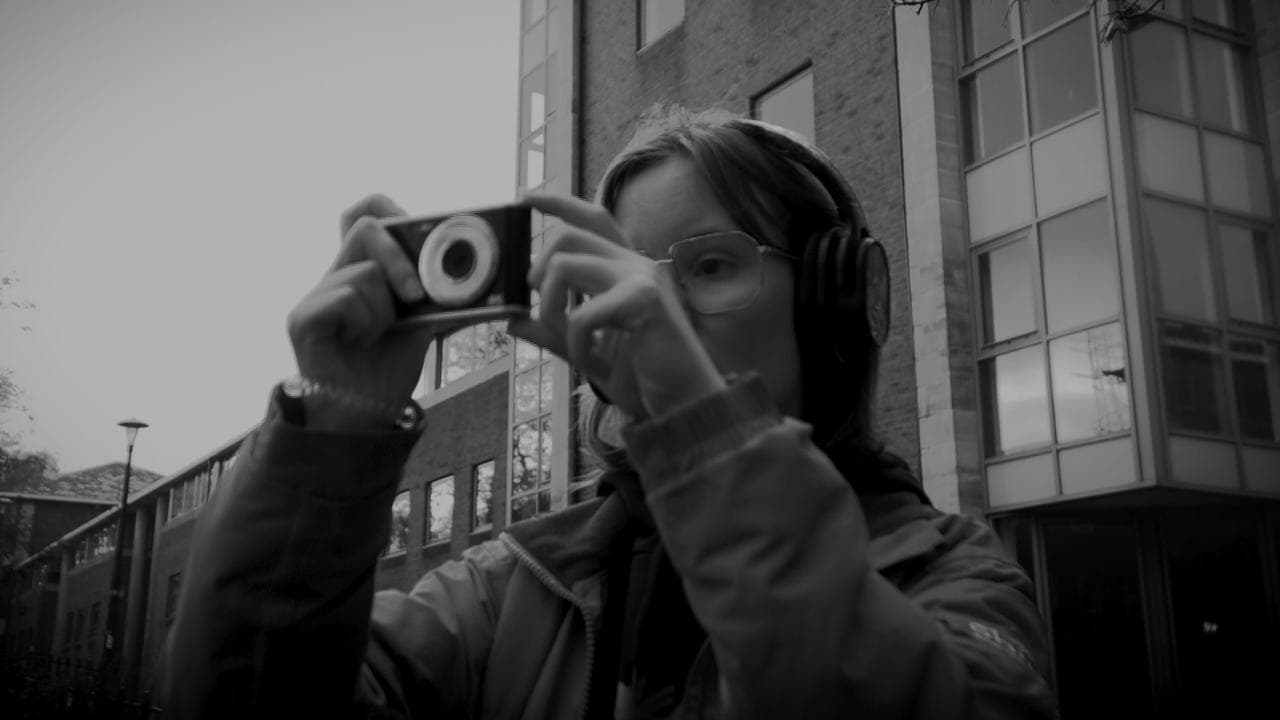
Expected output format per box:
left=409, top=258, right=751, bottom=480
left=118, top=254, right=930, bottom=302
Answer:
left=650, top=231, right=797, bottom=315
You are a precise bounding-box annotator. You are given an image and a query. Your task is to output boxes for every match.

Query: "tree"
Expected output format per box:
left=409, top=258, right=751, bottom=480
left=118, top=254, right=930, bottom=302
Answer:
left=0, top=271, right=54, bottom=485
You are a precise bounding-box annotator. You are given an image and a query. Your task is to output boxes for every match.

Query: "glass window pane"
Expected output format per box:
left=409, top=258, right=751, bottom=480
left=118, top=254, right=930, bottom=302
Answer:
left=1025, top=16, right=1097, bottom=134
left=962, top=54, right=1025, bottom=163
left=979, top=235, right=1037, bottom=343
left=512, top=421, right=539, bottom=494
left=516, top=339, right=542, bottom=370
left=511, top=494, right=537, bottom=523
left=524, top=143, right=545, bottom=189
left=521, top=19, right=546, bottom=72
left=514, top=369, right=539, bottom=422
left=539, top=416, right=554, bottom=488
left=1135, top=113, right=1204, bottom=201
left=427, top=477, right=454, bottom=543
left=539, top=361, right=554, bottom=414
left=1042, top=200, right=1118, bottom=332
left=1204, top=133, right=1269, bottom=216
left=967, top=147, right=1034, bottom=242
left=1193, top=35, right=1255, bottom=134
left=387, top=491, right=411, bottom=554
left=1130, top=21, right=1193, bottom=118
left=1220, top=224, right=1274, bottom=324
left=1050, top=323, right=1132, bottom=442
left=443, top=326, right=479, bottom=383
left=981, top=345, right=1052, bottom=455
left=1021, top=0, right=1089, bottom=36
left=1031, top=115, right=1107, bottom=218
left=962, top=0, right=1014, bottom=61
left=1146, top=200, right=1216, bottom=320
left=477, top=322, right=510, bottom=363
left=520, top=66, right=546, bottom=136
left=641, top=0, right=684, bottom=47
left=1230, top=338, right=1280, bottom=441
left=473, top=461, right=494, bottom=529
left=757, top=70, right=815, bottom=142
left=1161, top=321, right=1227, bottom=432
left=524, top=0, right=547, bottom=26
left=1189, top=0, right=1238, bottom=29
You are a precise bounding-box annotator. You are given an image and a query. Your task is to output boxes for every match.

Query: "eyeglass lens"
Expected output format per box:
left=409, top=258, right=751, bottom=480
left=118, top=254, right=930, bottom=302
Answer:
left=668, top=232, right=767, bottom=314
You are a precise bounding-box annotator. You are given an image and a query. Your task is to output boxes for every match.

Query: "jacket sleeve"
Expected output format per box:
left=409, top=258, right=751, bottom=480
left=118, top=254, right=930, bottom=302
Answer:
left=159, top=390, right=500, bottom=719
left=621, top=375, right=1058, bottom=720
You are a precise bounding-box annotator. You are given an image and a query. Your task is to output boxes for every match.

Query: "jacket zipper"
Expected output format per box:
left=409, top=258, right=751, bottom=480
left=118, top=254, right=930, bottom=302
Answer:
left=500, top=533, right=600, bottom=720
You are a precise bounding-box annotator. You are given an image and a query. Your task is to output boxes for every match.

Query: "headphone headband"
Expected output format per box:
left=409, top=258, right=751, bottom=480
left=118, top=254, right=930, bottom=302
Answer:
left=728, top=119, right=868, bottom=239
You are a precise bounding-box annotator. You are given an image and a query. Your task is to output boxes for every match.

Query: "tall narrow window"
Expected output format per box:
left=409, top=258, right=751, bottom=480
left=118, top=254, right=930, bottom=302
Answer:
left=755, top=69, right=816, bottom=142
left=639, top=0, right=684, bottom=49
left=426, top=476, right=454, bottom=545
left=472, top=460, right=494, bottom=530
left=386, top=490, right=411, bottom=555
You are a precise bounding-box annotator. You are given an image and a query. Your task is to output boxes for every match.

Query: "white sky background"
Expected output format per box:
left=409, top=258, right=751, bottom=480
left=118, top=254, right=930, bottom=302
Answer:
left=0, top=0, right=519, bottom=476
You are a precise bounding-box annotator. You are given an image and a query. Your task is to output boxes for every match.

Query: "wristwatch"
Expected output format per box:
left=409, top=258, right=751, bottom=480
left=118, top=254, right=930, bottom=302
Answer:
left=279, top=375, right=424, bottom=431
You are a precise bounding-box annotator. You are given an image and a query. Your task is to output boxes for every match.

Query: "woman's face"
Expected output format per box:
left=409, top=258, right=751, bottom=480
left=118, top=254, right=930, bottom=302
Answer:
left=611, top=156, right=804, bottom=417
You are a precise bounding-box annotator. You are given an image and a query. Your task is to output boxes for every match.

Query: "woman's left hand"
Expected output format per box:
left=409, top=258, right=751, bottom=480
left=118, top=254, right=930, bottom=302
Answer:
left=507, top=192, right=726, bottom=421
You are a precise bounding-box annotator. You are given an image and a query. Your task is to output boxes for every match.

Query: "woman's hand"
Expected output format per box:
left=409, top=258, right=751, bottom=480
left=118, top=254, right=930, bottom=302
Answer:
left=286, top=195, right=434, bottom=430
left=509, top=192, right=725, bottom=421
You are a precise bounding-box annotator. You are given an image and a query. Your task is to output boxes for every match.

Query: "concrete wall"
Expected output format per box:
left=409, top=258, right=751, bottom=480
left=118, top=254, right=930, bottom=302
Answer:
left=578, top=0, right=921, bottom=473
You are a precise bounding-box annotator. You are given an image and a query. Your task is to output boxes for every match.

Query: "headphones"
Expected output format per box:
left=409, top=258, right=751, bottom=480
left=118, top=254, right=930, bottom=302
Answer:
left=730, top=119, right=891, bottom=358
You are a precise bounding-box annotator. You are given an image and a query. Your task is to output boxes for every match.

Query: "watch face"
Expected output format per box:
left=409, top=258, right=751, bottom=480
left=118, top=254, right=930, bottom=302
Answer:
left=863, top=242, right=890, bottom=346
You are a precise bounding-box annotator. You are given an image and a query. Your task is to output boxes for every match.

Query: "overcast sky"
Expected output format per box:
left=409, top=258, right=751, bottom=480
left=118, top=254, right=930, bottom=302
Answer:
left=0, top=0, right=519, bottom=476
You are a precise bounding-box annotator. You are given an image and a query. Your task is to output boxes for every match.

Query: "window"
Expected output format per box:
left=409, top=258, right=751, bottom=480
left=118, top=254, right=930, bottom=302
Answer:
left=962, top=1, right=1135, bottom=502
left=167, top=472, right=210, bottom=522
left=386, top=490, right=411, bottom=555
left=165, top=573, right=182, bottom=620
left=754, top=69, right=816, bottom=142
left=639, top=0, right=684, bottom=49
left=437, top=322, right=510, bottom=387
left=426, top=476, right=454, bottom=545
left=1127, top=4, right=1280, bottom=453
left=510, top=344, right=556, bottom=523
left=472, top=461, right=495, bottom=530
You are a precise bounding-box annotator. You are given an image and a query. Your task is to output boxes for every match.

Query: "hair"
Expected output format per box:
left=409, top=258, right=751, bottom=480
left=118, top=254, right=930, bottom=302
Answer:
left=579, top=106, right=882, bottom=484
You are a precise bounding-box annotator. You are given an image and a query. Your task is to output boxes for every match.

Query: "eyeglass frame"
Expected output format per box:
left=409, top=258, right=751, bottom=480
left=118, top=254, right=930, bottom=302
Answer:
left=642, top=231, right=798, bottom=315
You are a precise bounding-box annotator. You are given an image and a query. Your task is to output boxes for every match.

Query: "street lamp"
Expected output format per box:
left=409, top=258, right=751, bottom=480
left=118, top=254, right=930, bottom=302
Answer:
left=103, top=418, right=147, bottom=676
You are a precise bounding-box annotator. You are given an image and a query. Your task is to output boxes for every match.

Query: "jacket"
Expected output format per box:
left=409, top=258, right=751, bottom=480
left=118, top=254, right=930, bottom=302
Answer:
left=161, top=375, right=1058, bottom=719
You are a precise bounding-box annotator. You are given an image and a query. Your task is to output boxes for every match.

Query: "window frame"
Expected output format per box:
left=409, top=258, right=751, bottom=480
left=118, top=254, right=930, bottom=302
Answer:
left=1125, top=2, right=1280, bottom=462
left=637, top=0, right=685, bottom=51
left=751, top=64, right=817, bottom=142
left=960, top=1, right=1139, bottom=498
left=471, top=460, right=495, bottom=532
left=424, top=475, right=455, bottom=547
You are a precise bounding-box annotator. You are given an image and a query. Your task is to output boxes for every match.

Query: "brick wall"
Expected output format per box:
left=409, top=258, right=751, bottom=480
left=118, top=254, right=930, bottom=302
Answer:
left=579, top=0, right=920, bottom=472
left=385, top=370, right=510, bottom=588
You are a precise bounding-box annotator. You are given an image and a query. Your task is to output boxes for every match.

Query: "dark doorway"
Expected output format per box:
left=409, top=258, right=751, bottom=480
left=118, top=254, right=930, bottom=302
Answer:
left=1044, top=521, right=1154, bottom=718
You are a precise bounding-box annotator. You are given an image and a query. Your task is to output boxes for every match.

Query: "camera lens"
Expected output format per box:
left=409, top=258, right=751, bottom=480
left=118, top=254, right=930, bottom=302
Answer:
left=441, top=239, right=476, bottom=280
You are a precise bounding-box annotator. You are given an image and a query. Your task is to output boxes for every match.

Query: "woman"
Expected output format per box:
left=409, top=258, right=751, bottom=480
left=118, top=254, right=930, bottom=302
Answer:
left=162, top=110, right=1058, bottom=719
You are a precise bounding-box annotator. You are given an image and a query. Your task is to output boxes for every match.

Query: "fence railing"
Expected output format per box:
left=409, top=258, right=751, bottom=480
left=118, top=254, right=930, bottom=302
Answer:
left=0, top=652, right=160, bottom=719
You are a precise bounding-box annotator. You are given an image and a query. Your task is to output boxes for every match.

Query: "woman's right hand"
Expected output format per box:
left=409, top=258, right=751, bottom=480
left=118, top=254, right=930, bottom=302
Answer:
left=286, top=195, right=433, bottom=430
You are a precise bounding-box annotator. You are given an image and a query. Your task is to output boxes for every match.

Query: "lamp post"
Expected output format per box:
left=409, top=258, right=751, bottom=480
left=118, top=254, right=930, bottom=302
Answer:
left=103, top=419, right=146, bottom=679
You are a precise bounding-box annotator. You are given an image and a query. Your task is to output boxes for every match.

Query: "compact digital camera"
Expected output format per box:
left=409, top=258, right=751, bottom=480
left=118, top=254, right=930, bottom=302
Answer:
left=381, top=202, right=532, bottom=330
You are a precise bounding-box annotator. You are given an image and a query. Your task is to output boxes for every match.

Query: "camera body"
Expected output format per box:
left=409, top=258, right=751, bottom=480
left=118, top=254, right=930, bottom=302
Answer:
left=382, top=202, right=532, bottom=330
